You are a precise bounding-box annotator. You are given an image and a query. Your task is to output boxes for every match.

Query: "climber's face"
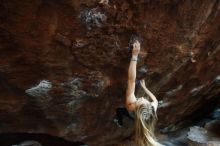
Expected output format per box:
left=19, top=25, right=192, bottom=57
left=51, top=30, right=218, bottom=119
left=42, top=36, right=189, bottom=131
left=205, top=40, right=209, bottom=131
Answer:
left=136, top=97, right=150, bottom=107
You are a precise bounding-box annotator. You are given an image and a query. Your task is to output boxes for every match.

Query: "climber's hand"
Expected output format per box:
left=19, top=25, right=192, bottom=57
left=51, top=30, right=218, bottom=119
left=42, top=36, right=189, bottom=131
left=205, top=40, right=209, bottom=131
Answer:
left=132, top=41, right=140, bottom=56
left=140, top=79, right=146, bottom=88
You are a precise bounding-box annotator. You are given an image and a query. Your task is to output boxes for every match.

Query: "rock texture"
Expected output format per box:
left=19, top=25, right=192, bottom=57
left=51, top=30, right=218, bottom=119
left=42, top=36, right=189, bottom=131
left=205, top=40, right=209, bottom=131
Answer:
left=0, top=0, right=220, bottom=145
left=187, top=126, right=220, bottom=146
left=0, top=133, right=85, bottom=146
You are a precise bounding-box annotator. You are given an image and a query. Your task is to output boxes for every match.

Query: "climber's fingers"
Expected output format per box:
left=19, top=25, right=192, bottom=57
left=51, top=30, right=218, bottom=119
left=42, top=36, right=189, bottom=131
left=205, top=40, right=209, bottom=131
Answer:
left=132, top=40, right=141, bottom=56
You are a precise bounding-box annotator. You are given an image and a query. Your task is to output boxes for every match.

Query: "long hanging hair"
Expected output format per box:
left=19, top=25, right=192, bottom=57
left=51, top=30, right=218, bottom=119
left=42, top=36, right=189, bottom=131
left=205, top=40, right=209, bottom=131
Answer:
left=135, top=103, right=163, bottom=146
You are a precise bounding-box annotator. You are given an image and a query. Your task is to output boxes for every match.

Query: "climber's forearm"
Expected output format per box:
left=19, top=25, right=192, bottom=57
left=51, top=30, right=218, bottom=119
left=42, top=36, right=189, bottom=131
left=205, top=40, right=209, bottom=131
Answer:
left=127, top=55, right=138, bottom=82
left=142, top=86, right=158, bottom=102
left=126, top=55, right=137, bottom=99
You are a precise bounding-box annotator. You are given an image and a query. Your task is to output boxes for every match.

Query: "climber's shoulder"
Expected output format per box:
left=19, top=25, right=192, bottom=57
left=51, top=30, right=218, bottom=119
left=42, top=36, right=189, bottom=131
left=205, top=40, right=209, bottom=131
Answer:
left=126, top=94, right=137, bottom=112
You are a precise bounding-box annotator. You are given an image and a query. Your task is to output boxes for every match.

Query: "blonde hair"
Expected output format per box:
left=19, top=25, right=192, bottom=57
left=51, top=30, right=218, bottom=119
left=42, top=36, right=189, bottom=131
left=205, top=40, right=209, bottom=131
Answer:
left=135, top=103, right=163, bottom=146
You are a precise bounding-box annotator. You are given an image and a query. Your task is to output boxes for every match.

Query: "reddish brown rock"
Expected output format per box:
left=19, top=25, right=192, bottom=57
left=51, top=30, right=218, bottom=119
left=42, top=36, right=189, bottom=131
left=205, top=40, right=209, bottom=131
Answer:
left=0, top=0, right=220, bottom=145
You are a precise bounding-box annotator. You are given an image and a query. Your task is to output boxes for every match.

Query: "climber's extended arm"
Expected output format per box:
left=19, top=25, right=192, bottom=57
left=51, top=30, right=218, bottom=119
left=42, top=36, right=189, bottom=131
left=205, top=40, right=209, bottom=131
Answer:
left=140, top=79, right=158, bottom=111
left=126, top=41, right=140, bottom=111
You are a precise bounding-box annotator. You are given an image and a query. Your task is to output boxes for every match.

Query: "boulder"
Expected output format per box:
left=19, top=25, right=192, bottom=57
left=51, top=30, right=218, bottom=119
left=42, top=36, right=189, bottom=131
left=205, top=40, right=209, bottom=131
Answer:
left=0, top=0, right=220, bottom=145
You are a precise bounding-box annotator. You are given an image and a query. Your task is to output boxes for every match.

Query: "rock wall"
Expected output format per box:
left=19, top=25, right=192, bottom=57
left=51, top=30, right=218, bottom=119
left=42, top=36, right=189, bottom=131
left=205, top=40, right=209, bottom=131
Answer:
left=0, top=0, right=220, bottom=145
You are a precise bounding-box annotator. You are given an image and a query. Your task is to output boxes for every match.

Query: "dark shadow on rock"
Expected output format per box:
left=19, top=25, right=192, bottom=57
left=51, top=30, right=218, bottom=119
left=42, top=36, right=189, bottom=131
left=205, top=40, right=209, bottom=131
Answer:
left=0, top=133, right=86, bottom=146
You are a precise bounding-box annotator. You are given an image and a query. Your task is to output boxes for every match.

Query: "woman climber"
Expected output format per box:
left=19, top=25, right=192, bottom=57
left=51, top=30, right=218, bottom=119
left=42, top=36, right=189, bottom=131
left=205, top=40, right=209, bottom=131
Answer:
left=126, top=40, right=164, bottom=146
